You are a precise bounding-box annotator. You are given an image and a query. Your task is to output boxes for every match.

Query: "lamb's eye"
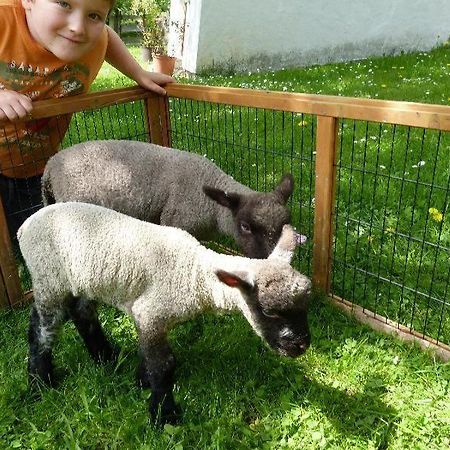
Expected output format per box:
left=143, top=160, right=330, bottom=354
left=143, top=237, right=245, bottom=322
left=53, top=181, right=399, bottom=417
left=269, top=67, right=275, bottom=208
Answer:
left=262, top=309, right=282, bottom=320
left=240, top=221, right=251, bottom=234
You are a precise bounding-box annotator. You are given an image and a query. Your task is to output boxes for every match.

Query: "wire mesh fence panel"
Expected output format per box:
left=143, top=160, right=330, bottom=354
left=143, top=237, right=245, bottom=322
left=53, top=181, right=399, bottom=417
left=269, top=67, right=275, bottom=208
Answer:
left=1, top=85, right=449, bottom=356
left=0, top=98, right=149, bottom=293
left=168, top=97, right=316, bottom=276
left=63, top=100, right=149, bottom=147
left=332, top=119, right=450, bottom=345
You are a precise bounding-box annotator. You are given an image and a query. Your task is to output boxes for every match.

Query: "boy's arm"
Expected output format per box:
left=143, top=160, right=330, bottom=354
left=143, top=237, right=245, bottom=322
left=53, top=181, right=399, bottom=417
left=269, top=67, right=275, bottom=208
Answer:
left=0, top=90, right=33, bottom=122
left=105, top=26, right=175, bottom=96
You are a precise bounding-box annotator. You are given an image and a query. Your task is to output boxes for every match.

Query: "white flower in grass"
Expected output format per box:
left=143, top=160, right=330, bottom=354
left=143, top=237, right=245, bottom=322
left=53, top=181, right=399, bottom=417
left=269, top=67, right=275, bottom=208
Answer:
left=412, top=160, right=426, bottom=168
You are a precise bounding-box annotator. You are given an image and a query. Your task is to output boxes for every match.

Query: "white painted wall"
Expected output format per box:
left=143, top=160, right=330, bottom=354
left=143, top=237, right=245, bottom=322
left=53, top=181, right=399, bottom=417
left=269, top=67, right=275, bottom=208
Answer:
left=169, top=0, right=450, bottom=73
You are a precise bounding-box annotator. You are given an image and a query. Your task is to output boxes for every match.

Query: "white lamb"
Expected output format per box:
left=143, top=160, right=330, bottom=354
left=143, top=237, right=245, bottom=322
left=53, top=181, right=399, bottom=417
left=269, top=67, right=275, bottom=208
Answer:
left=19, top=202, right=311, bottom=425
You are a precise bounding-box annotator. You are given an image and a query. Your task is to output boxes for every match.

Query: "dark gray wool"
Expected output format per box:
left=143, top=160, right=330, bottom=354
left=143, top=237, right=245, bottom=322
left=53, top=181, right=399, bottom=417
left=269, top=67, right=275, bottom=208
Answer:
left=42, top=140, right=295, bottom=258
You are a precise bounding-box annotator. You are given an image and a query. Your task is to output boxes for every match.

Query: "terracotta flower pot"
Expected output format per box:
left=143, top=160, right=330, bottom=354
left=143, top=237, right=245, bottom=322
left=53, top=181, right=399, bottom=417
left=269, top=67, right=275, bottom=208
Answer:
left=152, top=54, right=176, bottom=76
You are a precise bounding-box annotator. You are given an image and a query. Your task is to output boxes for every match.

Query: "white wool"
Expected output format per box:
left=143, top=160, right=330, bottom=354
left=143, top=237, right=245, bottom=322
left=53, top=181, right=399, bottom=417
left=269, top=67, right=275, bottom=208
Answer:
left=19, top=203, right=309, bottom=342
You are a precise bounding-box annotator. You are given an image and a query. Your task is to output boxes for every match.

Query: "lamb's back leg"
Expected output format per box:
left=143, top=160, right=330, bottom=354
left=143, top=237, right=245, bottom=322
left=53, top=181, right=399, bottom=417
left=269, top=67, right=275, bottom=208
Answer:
left=28, top=304, right=65, bottom=386
left=67, top=297, right=117, bottom=363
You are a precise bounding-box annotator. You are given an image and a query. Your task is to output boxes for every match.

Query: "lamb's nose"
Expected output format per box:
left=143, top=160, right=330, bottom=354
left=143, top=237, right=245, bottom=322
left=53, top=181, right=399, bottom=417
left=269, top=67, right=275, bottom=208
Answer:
left=297, top=341, right=309, bottom=354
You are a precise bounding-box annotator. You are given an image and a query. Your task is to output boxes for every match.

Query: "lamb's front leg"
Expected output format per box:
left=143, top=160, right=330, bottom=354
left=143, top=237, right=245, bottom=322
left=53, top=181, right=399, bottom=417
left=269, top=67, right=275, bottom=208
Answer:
left=137, top=333, right=180, bottom=425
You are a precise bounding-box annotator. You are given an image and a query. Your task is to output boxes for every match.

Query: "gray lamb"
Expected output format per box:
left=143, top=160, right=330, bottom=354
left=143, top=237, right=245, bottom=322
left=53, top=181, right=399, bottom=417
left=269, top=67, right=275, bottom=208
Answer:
left=19, top=202, right=311, bottom=425
left=42, top=139, right=294, bottom=258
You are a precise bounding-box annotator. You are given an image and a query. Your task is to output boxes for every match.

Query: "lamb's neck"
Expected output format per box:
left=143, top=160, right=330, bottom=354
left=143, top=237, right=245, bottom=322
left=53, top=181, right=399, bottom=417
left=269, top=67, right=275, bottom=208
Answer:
left=196, top=248, right=251, bottom=312
left=214, top=174, right=254, bottom=238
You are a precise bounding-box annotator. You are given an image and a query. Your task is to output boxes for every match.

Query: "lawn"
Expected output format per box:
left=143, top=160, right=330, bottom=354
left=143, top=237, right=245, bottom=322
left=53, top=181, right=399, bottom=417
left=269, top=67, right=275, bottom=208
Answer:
left=1, top=46, right=449, bottom=449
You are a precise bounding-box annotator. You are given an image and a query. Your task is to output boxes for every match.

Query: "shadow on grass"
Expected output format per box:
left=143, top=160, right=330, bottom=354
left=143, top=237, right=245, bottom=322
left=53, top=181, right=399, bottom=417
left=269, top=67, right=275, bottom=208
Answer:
left=168, top=304, right=398, bottom=443
left=2, top=300, right=400, bottom=447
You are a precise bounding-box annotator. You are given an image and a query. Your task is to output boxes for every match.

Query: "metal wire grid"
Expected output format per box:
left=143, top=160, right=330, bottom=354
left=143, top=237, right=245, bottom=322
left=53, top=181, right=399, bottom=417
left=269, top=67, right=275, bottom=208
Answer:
left=2, top=94, right=448, bottom=347
left=332, top=119, right=450, bottom=345
left=62, top=100, right=150, bottom=147
left=0, top=99, right=149, bottom=228
left=168, top=97, right=316, bottom=277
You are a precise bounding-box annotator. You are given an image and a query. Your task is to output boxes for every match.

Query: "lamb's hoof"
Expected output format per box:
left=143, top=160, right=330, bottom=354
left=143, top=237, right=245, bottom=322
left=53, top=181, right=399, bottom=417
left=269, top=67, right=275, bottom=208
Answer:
left=28, top=371, right=57, bottom=390
left=93, top=344, right=119, bottom=365
left=150, top=399, right=182, bottom=426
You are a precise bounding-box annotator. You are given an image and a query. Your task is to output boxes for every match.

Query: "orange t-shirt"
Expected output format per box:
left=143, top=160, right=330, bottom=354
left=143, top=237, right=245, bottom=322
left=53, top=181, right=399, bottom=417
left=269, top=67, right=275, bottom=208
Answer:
left=0, top=0, right=108, bottom=178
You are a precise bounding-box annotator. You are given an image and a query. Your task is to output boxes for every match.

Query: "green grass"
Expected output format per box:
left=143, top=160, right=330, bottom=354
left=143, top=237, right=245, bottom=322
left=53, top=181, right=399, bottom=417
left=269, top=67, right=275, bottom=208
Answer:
left=1, top=297, right=449, bottom=450
left=4, top=46, right=450, bottom=449
left=157, top=46, right=450, bottom=345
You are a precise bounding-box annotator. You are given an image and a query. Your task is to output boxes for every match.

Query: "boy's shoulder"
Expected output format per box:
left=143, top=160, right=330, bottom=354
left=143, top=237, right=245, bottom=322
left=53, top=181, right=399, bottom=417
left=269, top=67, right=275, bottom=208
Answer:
left=0, top=0, right=18, bottom=17
left=0, top=0, right=20, bottom=31
left=0, top=0, right=18, bottom=8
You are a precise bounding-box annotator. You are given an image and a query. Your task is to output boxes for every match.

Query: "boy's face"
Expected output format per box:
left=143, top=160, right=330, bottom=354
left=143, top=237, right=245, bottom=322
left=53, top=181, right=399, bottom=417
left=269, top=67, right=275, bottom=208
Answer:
left=21, top=0, right=111, bottom=62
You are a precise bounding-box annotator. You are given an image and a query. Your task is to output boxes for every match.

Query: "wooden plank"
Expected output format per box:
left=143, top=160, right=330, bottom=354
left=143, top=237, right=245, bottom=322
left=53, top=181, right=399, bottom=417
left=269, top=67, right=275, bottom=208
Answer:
left=158, top=96, right=171, bottom=148
left=0, top=87, right=152, bottom=124
left=166, top=84, right=450, bottom=131
left=145, top=95, right=171, bottom=147
left=2, top=84, right=450, bottom=131
left=0, top=267, right=9, bottom=308
left=329, top=295, right=450, bottom=362
left=313, top=116, right=338, bottom=293
left=0, top=198, right=23, bottom=307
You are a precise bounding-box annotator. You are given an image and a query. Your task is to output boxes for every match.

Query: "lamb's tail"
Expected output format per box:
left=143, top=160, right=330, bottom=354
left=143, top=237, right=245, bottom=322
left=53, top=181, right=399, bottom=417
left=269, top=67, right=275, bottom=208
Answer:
left=41, top=170, right=55, bottom=205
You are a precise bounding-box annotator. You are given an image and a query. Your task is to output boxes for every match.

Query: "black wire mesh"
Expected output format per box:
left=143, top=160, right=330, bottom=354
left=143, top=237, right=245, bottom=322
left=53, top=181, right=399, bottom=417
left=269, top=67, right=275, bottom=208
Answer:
left=1, top=92, right=448, bottom=348
left=333, top=119, right=450, bottom=345
left=1, top=99, right=149, bottom=292
left=168, top=97, right=316, bottom=277
left=0, top=99, right=149, bottom=243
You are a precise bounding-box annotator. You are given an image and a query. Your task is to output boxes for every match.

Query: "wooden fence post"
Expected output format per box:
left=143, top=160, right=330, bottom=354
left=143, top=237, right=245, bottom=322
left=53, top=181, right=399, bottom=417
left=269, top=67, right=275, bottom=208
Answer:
left=313, top=115, right=339, bottom=293
left=145, top=95, right=171, bottom=147
left=0, top=197, right=23, bottom=307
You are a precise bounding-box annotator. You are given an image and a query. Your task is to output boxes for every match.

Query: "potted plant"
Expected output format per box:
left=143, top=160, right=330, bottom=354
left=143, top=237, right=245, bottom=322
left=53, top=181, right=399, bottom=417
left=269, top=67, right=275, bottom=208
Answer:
left=144, top=12, right=177, bottom=75
left=132, top=0, right=176, bottom=75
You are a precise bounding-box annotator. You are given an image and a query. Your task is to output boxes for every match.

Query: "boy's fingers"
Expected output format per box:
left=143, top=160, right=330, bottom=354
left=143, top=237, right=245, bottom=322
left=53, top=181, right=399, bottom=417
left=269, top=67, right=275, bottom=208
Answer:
left=0, top=105, right=19, bottom=121
left=18, top=96, right=33, bottom=113
left=158, top=74, right=175, bottom=84
left=0, top=91, right=33, bottom=122
left=0, top=102, right=30, bottom=122
left=151, top=85, right=167, bottom=95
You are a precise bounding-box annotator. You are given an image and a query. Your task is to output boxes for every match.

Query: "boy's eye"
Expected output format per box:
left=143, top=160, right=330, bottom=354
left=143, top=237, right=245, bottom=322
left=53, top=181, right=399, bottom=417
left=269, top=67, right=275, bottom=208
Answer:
left=88, top=13, right=104, bottom=22
left=57, top=1, right=71, bottom=8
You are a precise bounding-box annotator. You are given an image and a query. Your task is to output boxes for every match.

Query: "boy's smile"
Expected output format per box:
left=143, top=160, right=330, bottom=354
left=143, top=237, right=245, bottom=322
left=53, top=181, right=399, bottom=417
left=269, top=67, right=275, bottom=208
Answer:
left=21, top=0, right=111, bottom=62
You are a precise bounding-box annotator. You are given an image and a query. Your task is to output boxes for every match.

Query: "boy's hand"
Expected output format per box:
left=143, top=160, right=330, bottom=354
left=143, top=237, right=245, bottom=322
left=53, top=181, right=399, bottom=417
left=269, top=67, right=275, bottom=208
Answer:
left=0, top=90, right=33, bottom=122
left=135, top=71, right=175, bottom=96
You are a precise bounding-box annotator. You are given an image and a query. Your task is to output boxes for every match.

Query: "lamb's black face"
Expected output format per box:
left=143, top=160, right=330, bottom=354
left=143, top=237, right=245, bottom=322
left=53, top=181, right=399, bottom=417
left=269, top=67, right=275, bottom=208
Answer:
left=235, top=195, right=291, bottom=259
left=253, top=292, right=311, bottom=357
left=203, top=173, right=294, bottom=259
left=258, top=308, right=311, bottom=357
left=249, top=264, right=312, bottom=357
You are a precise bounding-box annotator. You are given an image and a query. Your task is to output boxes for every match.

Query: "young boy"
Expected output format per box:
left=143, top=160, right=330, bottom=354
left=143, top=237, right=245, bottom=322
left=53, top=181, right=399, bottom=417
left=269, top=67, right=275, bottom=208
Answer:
left=0, top=0, right=174, bottom=239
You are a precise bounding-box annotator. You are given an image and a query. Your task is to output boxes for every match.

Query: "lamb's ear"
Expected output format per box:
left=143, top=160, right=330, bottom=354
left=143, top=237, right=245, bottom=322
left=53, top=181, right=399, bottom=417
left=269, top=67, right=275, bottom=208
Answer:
left=268, top=224, right=306, bottom=263
left=215, top=269, right=255, bottom=294
left=274, top=174, right=294, bottom=204
left=203, top=186, right=241, bottom=211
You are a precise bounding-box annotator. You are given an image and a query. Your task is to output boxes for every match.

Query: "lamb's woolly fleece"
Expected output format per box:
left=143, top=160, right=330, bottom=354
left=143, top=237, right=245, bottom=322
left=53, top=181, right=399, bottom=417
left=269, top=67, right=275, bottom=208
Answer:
left=42, top=140, right=255, bottom=240
left=18, top=202, right=303, bottom=337
left=41, top=140, right=291, bottom=242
